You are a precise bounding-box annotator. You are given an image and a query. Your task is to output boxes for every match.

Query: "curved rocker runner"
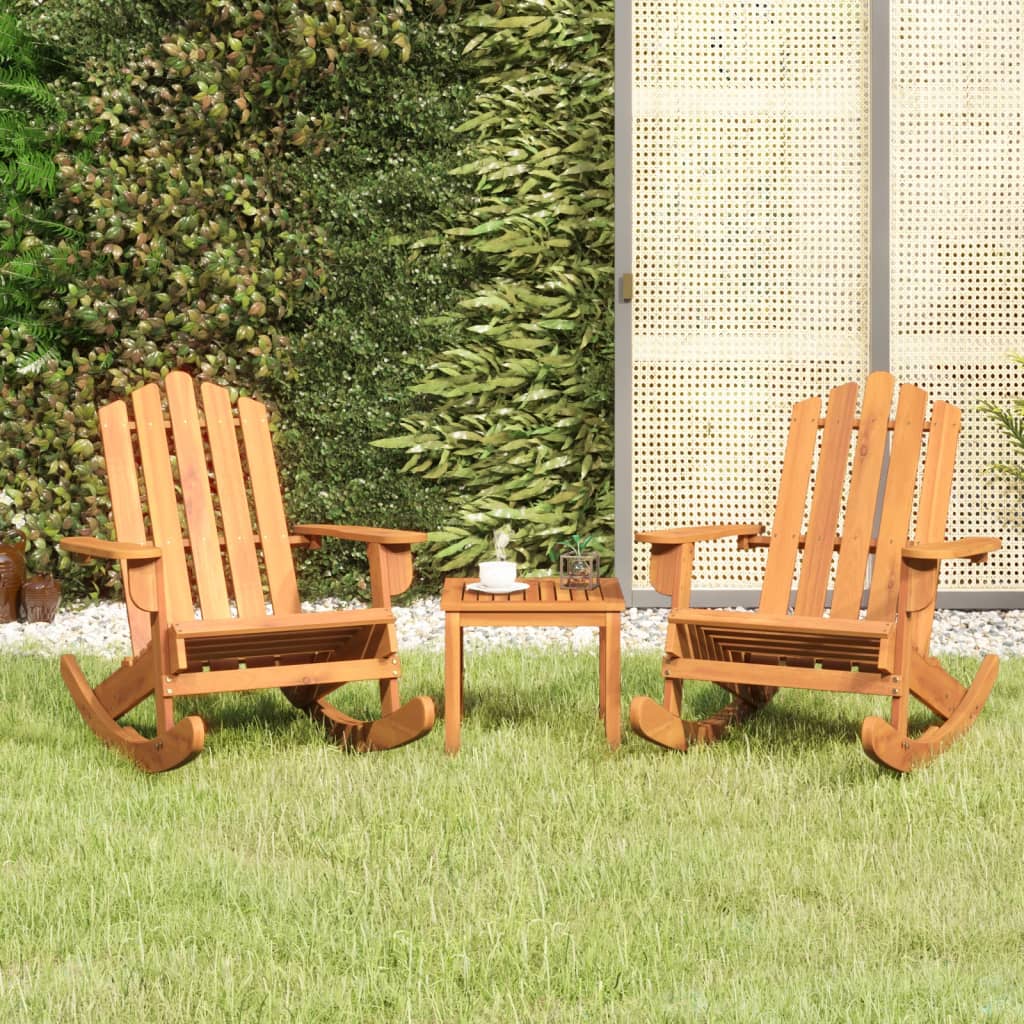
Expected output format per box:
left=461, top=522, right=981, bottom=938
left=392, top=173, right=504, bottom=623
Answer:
left=629, top=374, right=1001, bottom=772
left=61, top=371, right=435, bottom=772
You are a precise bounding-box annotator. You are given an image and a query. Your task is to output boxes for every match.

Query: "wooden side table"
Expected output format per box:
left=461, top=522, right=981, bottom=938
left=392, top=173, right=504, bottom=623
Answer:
left=440, top=577, right=626, bottom=754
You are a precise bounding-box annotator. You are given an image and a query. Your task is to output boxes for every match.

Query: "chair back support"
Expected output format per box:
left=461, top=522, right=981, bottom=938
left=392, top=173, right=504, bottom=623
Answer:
left=100, top=371, right=300, bottom=652
left=758, top=372, right=961, bottom=620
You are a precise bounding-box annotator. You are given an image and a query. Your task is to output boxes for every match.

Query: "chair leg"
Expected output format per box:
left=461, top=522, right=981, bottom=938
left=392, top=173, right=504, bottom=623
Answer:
left=861, top=655, right=998, bottom=772
left=61, top=654, right=204, bottom=772
left=379, top=676, right=400, bottom=716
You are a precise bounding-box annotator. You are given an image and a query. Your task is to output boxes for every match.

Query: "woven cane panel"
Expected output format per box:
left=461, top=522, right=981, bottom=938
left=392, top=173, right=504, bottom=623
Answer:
left=630, top=1, right=869, bottom=593
left=633, top=0, right=867, bottom=92
left=891, top=0, right=1024, bottom=591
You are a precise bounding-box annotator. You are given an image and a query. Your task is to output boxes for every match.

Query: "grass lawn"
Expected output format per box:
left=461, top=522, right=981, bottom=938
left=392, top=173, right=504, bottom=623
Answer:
left=1, top=647, right=1022, bottom=1022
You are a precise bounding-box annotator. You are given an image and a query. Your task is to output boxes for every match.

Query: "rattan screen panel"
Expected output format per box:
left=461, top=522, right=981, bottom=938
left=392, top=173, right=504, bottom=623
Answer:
left=629, top=1, right=869, bottom=593
left=890, top=0, right=1024, bottom=591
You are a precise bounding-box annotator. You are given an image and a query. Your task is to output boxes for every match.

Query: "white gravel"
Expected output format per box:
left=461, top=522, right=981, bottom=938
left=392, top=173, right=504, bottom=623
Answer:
left=2, top=598, right=1023, bottom=659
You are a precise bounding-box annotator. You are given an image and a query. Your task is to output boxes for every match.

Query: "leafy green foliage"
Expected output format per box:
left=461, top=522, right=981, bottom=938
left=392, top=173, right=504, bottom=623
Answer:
left=49, top=0, right=423, bottom=388
left=12, top=0, right=204, bottom=69
left=270, top=17, right=483, bottom=597
left=0, top=13, right=74, bottom=354
left=981, top=355, right=1024, bottom=484
left=2, top=1, right=451, bottom=595
left=376, top=0, right=615, bottom=574
left=0, top=355, right=111, bottom=584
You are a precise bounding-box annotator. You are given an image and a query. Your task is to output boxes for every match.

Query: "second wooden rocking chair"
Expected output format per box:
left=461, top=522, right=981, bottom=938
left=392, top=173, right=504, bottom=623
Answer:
left=630, top=372, right=1000, bottom=772
left=61, top=371, right=435, bottom=771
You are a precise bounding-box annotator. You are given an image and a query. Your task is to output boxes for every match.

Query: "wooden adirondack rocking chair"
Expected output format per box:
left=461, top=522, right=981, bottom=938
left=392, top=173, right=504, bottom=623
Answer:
left=629, top=373, right=1000, bottom=771
left=60, top=371, right=435, bottom=772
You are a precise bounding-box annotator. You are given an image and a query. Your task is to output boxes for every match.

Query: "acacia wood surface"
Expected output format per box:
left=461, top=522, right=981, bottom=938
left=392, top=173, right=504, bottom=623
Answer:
left=60, top=370, right=434, bottom=770
left=632, top=373, right=1001, bottom=772
left=201, top=381, right=267, bottom=619
left=441, top=577, right=625, bottom=754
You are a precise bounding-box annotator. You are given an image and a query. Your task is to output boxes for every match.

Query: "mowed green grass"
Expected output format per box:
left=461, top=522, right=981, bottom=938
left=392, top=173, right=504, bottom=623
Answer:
left=1, top=647, right=1022, bottom=1023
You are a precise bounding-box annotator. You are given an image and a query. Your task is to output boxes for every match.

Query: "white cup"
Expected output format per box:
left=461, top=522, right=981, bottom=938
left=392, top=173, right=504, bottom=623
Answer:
left=478, top=560, right=517, bottom=589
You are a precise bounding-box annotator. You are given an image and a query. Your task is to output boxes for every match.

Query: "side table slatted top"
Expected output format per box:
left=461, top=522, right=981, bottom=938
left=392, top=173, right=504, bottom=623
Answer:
left=440, top=577, right=626, bottom=753
left=443, top=577, right=624, bottom=610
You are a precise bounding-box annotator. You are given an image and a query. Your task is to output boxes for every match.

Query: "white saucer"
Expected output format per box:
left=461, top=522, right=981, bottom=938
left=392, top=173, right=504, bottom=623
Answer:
left=467, top=581, right=529, bottom=595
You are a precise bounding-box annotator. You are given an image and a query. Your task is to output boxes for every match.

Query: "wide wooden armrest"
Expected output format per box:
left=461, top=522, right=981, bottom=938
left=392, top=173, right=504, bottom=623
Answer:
left=295, top=524, right=425, bottom=603
left=635, top=524, right=764, bottom=545
left=294, top=524, right=429, bottom=546
left=61, top=537, right=163, bottom=562
left=638, top=525, right=764, bottom=605
left=902, top=537, right=1001, bottom=565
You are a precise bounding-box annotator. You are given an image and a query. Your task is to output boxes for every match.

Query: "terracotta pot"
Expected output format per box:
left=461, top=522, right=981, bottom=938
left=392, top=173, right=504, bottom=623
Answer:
left=0, top=529, right=26, bottom=590
left=0, top=586, right=18, bottom=624
left=21, top=574, right=62, bottom=624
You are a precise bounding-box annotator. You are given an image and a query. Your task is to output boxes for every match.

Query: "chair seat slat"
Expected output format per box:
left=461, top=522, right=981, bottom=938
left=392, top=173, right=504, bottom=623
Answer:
left=131, top=383, right=195, bottom=624
left=866, top=384, right=928, bottom=620
left=99, top=400, right=152, bottom=652
left=759, top=396, right=821, bottom=613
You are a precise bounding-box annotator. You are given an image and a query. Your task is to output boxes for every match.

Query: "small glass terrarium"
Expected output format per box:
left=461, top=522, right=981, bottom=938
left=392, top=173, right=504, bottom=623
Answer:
left=555, top=535, right=600, bottom=590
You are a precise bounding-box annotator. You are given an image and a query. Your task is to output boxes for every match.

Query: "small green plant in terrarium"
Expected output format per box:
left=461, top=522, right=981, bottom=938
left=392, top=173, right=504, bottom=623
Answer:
left=550, top=533, right=600, bottom=590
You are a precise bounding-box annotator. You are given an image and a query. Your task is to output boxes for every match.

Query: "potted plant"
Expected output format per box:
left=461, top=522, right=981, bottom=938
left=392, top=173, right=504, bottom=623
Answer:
left=552, top=534, right=600, bottom=591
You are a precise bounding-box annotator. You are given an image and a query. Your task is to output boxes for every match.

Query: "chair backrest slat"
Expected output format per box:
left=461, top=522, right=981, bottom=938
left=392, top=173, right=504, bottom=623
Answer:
left=915, top=401, right=960, bottom=544
left=166, top=372, right=231, bottom=620
left=758, top=396, right=822, bottom=613
left=130, top=382, right=195, bottom=624
left=201, top=381, right=267, bottom=619
left=238, top=396, right=301, bottom=615
left=865, top=383, right=929, bottom=621
left=830, top=372, right=895, bottom=619
left=793, top=382, right=859, bottom=617
left=99, top=399, right=153, bottom=652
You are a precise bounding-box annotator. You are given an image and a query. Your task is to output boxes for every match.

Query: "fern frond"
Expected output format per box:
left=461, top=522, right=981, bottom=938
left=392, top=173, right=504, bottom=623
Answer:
left=980, top=401, right=1024, bottom=458
left=987, top=462, right=1024, bottom=484
left=0, top=314, right=61, bottom=347
left=0, top=68, right=60, bottom=115
left=0, top=14, right=36, bottom=72
left=23, top=213, right=80, bottom=242
left=0, top=149, right=56, bottom=195
left=14, top=339, right=62, bottom=374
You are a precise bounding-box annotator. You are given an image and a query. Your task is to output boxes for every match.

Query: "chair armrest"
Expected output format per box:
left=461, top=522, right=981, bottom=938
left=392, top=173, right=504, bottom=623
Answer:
left=636, top=525, right=765, bottom=605
left=902, top=537, right=1001, bottom=565
left=61, top=537, right=163, bottom=614
left=61, top=537, right=163, bottom=562
left=293, top=524, right=429, bottom=546
left=635, top=524, right=764, bottom=545
left=293, top=524, right=426, bottom=604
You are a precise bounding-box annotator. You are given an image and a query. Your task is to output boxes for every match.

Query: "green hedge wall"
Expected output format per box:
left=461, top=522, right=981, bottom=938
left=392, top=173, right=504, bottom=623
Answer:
left=2, top=0, right=615, bottom=599
left=1, top=1, right=457, bottom=595
left=376, top=0, right=615, bottom=575
left=268, top=14, right=485, bottom=599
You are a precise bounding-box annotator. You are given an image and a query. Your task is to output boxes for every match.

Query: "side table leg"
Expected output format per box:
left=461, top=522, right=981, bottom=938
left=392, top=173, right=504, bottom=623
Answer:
left=444, top=612, right=463, bottom=755
left=600, top=613, right=621, bottom=750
